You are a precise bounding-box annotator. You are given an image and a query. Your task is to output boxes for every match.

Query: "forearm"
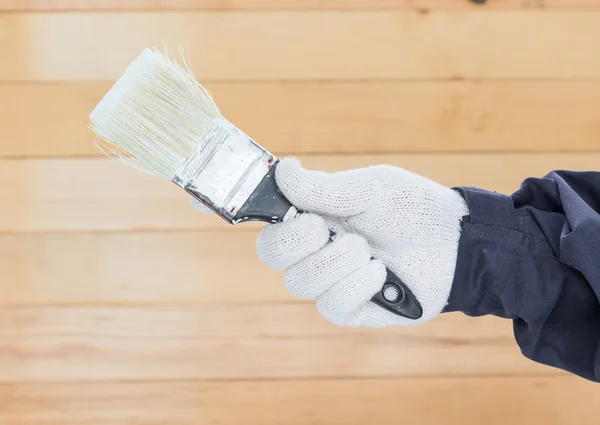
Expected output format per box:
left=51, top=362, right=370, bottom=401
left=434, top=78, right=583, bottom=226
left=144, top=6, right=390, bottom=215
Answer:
left=444, top=172, right=600, bottom=382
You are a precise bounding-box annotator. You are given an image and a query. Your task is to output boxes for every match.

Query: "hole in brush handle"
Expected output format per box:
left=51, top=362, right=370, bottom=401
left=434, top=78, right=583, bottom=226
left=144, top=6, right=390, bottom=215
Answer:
left=233, top=162, right=423, bottom=320
left=370, top=267, right=423, bottom=320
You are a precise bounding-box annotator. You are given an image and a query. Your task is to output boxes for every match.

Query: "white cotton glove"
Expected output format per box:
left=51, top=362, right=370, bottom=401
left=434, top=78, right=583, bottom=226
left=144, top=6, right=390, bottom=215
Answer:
left=191, top=158, right=469, bottom=327
left=255, top=158, right=469, bottom=327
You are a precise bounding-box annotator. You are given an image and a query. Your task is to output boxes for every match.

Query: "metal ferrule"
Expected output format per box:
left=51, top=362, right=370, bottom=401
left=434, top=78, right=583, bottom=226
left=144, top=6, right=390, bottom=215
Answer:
left=172, top=117, right=277, bottom=223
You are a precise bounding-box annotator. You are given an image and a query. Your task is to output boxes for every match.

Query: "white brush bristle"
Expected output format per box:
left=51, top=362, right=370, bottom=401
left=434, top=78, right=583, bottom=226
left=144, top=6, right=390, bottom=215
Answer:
left=89, top=48, right=221, bottom=179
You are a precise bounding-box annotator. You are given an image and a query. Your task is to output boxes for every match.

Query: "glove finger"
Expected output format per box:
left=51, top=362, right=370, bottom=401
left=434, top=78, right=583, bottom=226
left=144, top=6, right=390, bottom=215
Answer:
left=322, top=217, right=348, bottom=236
left=190, top=197, right=214, bottom=215
left=256, top=213, right=330, bottom=270
left=344, top=251, right=441, bottom=327
left=346, top=301, right=418, bottom=328
left=284, top=233, right=372, bottom=299
left=316, top=259, right=386, bottom=326
left=275, top=158, right=382, bottom=218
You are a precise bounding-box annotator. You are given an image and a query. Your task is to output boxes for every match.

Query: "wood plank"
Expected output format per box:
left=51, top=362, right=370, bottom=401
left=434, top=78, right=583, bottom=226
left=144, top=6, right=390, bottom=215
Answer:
left=0, top=231, right=289, bottom=304
left=3, top=81, right=600, bottom=157
left=0, top=306, right=554, bottom=382
left=0, top=154, right=597, bottom=233
left=2, top=0, right=599, bottom=11
left=3, top=12, right=600, bottom=81
left=2, top=377, right=599, bottom=425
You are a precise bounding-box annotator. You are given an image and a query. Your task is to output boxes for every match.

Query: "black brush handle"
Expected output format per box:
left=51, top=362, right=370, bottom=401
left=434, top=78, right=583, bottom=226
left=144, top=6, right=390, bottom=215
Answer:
left=233, top=163, right=423, bottom=320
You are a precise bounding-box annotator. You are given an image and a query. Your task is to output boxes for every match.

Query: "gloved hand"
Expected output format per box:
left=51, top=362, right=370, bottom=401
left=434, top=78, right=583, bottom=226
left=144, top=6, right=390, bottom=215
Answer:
left=256, top=158, right=470, bottom=328
left=192, top=158, right=469, bottom=327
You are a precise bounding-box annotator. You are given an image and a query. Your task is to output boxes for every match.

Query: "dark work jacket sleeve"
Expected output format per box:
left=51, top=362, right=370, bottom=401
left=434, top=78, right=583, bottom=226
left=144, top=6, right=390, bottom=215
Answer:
left=443, top=171, right=600, bottom=382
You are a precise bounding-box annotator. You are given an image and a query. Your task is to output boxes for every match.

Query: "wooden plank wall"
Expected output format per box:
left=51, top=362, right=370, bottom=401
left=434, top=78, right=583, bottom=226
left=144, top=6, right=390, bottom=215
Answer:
left=1, top=1, right=599, bottom=424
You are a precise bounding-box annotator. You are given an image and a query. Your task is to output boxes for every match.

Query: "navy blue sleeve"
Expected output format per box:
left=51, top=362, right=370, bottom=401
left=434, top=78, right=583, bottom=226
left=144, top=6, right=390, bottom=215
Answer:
left=444, top=171, right=600, bottom=382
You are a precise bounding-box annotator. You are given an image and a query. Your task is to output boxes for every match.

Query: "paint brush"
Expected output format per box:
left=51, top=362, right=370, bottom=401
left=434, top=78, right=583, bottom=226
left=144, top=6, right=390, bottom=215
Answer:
left=89, top=48, right=422, bottom=320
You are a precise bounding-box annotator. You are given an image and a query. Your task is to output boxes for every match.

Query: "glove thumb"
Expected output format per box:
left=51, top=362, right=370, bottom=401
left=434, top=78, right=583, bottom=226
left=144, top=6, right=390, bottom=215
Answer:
left=275, top=158, right=380, bottom=218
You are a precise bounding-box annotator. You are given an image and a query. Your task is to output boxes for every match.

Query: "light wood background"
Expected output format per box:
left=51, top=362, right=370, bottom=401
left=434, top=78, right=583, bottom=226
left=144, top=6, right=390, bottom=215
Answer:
left=1, top=1, right=600, bottom=424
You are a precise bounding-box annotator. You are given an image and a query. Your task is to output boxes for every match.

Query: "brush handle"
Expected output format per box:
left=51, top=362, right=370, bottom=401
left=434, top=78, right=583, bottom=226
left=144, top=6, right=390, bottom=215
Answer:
left=234, top=163, right=423, bottom=320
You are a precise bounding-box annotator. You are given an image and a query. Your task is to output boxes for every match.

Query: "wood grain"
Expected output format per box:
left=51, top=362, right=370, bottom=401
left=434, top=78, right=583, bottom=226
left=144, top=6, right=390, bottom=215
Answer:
left=3, top=12, right=600, bottom=81
left=0, top=306, right=552, bottom=382
left=0, top=231, right=287, bottom=304
left=3, top=81, right=600, bottom=157
left=2, top=377, right=598, bottom=425
left=0, top=154, right=597, bottom=233
left=1, top=0, right=598, bottom=11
